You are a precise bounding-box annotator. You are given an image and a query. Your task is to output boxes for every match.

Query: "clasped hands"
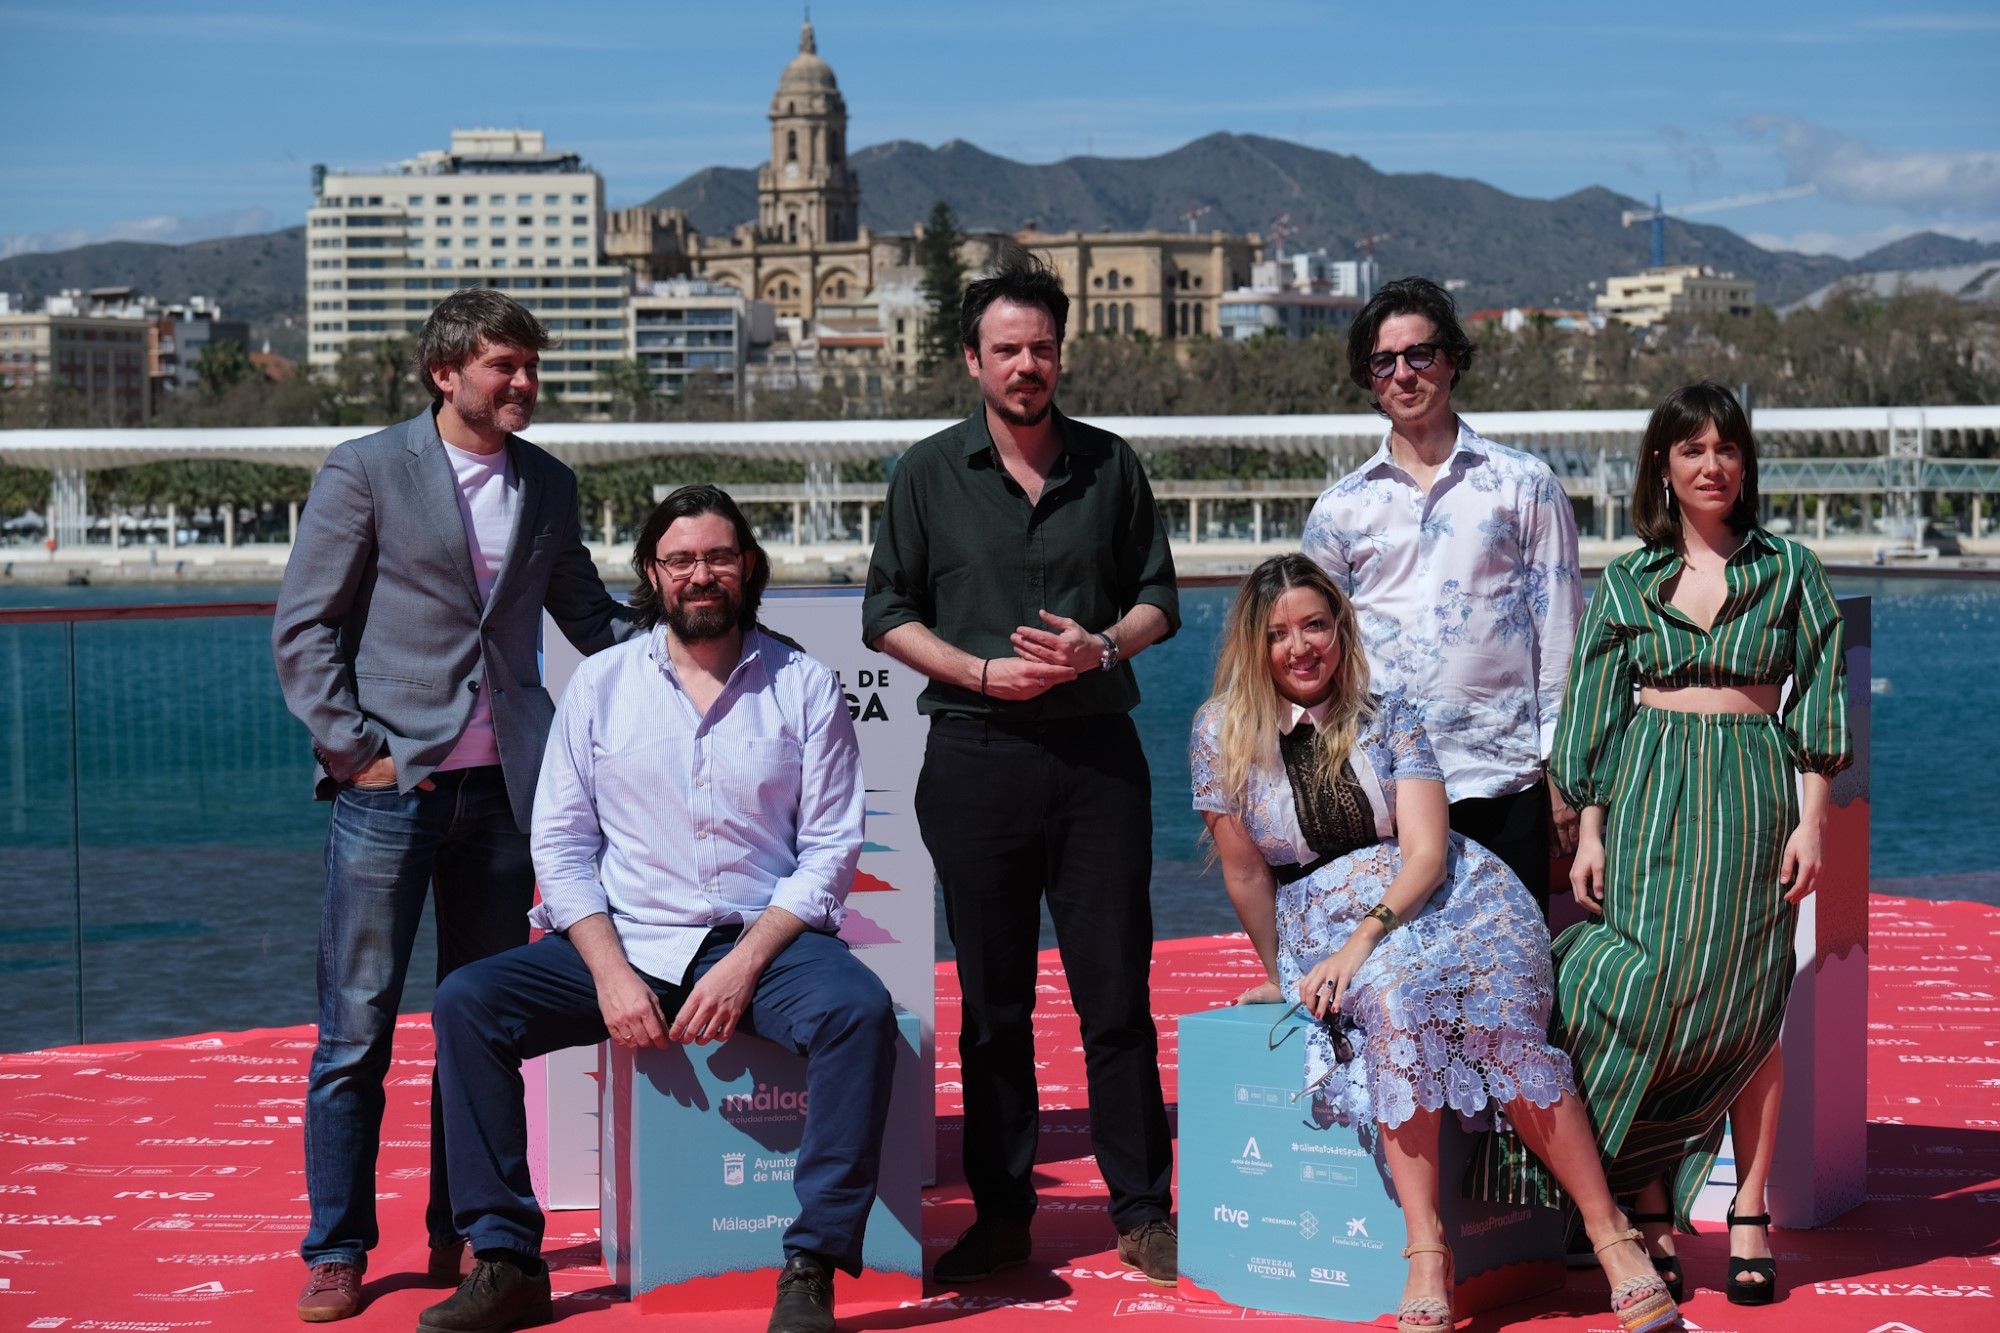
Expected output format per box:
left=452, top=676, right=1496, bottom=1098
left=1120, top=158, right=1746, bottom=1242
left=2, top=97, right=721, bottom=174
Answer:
left=597, top=952, right=758, bottom=1049
left=987, top=609, right=1100, bottom=701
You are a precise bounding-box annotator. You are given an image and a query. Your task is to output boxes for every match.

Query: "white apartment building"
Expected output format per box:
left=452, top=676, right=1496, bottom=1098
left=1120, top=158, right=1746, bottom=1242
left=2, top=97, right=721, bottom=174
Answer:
left=1596, top=264, right=1757, bottom=328
left=630, top=279, right=773, bottom=410
left=1251, top=252, right=1377, bottom=301
left=306, top=129, right=631, bottom=411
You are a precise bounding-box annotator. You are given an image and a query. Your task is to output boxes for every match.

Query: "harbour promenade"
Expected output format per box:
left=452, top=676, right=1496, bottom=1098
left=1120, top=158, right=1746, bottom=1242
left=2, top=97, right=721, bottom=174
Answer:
left=0, top=894, right=1993, bottom=1331
left=4, top=404, right=1999, bottom=583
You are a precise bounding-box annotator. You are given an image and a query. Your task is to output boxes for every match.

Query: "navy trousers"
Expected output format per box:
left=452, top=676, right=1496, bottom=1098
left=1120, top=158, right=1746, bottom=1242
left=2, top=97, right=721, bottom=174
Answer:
left=431, top=926, right=898, bottom=1274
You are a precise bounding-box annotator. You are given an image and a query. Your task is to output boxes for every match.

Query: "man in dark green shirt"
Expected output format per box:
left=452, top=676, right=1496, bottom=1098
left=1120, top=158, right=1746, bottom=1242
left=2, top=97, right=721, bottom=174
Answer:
left=862, top=252, right=1179, bottom=1287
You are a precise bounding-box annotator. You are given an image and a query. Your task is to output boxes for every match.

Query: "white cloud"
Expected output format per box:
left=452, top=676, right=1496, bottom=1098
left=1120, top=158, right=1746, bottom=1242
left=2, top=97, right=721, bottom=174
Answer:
left=1746, top=116, right=2000, bottom=216
left=0, top=207, right=278, bottom=260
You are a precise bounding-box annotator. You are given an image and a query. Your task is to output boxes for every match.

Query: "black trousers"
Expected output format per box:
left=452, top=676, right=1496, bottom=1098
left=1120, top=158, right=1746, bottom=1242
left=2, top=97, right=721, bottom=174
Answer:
left=915, top=712, right=1174, bottom=1231
left=1449, top=777, right=1552, bottom=912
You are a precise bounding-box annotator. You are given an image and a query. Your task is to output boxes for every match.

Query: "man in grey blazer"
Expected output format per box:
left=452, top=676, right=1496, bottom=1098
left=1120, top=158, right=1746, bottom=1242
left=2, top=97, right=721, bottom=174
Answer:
left=274, top=289, right=635, bottom=1322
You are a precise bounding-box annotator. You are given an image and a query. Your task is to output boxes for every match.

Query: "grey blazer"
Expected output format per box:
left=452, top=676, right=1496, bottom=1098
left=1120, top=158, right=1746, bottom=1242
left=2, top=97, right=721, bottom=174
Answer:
left=273, top=408, right=635, bottom=831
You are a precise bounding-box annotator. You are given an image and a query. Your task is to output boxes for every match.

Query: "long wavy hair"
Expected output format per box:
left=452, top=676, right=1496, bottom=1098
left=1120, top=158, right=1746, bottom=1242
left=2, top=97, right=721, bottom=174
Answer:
left=1205, top=554, right=1374, bottom=811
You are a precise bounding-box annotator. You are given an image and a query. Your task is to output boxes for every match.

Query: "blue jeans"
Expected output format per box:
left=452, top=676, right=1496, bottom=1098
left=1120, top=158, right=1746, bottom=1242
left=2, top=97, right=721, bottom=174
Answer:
left=432, top=927, right=898, bottom=1275
left=300, top=765, right=533, bottom=1270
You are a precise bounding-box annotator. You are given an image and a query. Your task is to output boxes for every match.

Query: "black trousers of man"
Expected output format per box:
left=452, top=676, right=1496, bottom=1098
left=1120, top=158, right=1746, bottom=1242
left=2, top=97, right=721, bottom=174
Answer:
left=915, top=711, right=1174, bottom=1232
left=1449, top=777, right=1552, bottom=912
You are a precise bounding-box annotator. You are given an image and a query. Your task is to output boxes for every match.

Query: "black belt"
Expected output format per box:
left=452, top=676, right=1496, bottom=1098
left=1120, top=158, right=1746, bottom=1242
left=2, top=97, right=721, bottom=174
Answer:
left=1271, top=853, right=1336, bottom=887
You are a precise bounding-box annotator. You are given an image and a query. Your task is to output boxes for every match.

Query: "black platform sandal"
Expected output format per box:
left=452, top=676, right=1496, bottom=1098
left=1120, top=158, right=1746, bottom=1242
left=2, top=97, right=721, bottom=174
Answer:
left=1628, top=1211, right=1683, bottom=1303
left=1726, top=1196, right=1776, bottom=1306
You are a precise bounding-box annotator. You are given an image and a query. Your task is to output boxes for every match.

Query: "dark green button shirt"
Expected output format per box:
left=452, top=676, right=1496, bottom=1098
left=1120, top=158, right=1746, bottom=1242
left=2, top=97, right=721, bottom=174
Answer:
left=862, top=407, right=1179, bottom=719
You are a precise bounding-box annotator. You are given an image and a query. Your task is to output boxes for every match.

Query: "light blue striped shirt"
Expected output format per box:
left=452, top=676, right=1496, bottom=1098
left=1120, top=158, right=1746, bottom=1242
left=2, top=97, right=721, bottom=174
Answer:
left=529, top=624, right=864, bottom=985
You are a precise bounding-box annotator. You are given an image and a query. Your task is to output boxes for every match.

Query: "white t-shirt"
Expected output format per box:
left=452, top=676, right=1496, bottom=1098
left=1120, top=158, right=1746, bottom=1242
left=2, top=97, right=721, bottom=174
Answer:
left=436, top=440, right=518, bottom=771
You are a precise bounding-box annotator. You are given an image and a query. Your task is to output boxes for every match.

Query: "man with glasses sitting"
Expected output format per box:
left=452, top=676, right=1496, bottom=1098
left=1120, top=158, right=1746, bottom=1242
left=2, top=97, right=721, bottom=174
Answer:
left=420, top=485, right=898, bottom=1333
left=1301, top=277, right=1581, bottom=913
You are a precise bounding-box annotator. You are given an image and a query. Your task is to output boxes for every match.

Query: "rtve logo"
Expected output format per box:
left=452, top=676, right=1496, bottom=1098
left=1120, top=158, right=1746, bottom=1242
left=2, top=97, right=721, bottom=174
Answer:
left=1211, top=1204, right=1248, bottom=1229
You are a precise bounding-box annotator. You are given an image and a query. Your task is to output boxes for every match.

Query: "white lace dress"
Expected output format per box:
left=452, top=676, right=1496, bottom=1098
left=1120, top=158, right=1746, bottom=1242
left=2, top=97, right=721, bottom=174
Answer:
left=1191, top=694, right=1576, bottom=1130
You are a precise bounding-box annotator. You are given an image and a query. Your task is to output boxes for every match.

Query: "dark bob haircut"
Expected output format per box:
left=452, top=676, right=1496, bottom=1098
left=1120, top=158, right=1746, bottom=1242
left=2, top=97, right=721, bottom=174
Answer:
left=414, top=288, right=554, bottom=405
left=960, top=248, right=1070, bottom=353
left=1630, top=381, right=1762, bottom=547
left=627, top=483, right=770, bottom=630
left=1345, top=276, right=1476, bottom=412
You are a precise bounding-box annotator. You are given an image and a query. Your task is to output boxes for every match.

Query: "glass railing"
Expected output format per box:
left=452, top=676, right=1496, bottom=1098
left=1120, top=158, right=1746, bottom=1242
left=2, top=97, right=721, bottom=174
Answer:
left=0, top=599, right=443, bottom=1053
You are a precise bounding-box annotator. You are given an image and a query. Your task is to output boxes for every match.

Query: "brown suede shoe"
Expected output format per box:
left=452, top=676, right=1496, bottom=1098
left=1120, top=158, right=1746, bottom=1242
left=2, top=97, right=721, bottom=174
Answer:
left=1117, top=1218, right=1177, bottom=1286
left=296, top=1260, right=362, bottom=1322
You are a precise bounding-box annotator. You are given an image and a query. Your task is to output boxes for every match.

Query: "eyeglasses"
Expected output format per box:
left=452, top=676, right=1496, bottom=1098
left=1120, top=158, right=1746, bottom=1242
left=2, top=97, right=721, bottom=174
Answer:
left=1365, top=342, right=1440, bottom=380
left=652, top=548, right=743, bottom=579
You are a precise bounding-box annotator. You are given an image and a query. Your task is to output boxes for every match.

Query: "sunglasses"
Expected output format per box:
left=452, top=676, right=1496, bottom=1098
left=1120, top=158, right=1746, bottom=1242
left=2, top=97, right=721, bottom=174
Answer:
left=1267, top=1001, right=1358, bottom=1065
left=1366, top=342, right=1440, bottom=380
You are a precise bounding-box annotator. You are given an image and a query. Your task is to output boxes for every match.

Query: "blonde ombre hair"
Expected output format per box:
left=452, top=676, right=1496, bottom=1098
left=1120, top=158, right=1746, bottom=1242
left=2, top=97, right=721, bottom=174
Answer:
left=1206, top=554, right=1373, bottom=810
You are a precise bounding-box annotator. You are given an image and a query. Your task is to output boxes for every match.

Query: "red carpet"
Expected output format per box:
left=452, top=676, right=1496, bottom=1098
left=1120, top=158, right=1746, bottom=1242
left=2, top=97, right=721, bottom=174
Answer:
left=2, top=894, right=1995, bottom=1332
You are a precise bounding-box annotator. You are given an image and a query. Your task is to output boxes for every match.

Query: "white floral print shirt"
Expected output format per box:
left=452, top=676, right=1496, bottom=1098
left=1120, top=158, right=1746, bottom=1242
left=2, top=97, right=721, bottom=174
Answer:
left=1302, top=419, right=1581, bottom=801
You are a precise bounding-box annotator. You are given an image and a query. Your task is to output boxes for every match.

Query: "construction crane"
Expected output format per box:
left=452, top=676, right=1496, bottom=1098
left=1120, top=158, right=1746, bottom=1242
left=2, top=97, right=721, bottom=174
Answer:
left=1182, top=203, right=1214, bottom=234
left=1622, top=185, right=1818, bottom=267
left=1268, top=212, right=1293, bottom=259
left=1355, top=230, right=1394, bottom=258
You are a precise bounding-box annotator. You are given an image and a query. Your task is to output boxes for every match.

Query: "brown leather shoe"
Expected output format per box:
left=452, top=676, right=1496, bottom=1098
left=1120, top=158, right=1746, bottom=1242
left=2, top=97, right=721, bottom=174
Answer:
left=427, top=1240, right=471, bottom=1285
left=1117, top=1218, right=1177, bottom=1286
left=296, top=1260, right=362, bottom=1322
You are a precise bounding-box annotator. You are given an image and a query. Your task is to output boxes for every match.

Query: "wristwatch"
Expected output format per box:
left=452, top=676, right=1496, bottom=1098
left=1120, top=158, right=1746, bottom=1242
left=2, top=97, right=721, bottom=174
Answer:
left=1096, top=632, right=1120, bottom=672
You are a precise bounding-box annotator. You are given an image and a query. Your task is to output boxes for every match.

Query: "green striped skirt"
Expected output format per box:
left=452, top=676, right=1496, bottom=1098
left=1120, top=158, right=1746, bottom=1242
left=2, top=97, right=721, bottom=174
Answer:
left=1540, top=706, right=1799, bottom=1226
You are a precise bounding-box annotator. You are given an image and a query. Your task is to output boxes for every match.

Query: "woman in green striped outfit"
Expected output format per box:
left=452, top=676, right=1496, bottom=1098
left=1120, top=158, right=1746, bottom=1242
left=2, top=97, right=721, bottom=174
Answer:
left=1549, top=382, right=1851, bottom=1307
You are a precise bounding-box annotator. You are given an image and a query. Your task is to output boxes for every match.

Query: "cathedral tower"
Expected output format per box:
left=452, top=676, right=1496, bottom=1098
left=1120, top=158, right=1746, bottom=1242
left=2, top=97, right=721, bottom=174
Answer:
left=757, top=19, right=861, bottom=246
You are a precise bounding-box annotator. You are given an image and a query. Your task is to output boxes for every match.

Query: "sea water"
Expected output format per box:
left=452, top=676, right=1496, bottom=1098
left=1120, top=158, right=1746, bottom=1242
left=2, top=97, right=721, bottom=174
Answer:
left=0, top=576, right=1992, bottom=1051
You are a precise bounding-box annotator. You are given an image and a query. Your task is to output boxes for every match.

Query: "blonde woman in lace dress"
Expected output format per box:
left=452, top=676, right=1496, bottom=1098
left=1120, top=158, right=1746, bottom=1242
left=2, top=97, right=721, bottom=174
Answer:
left=1191, top=555, right=1679, bottom=1333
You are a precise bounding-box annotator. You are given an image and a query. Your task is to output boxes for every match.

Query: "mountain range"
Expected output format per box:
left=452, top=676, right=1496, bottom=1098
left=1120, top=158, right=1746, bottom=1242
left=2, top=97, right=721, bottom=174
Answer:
left=5, top=132, right=1996, bottom=334
left=646, top=132, right=1996, bottom=309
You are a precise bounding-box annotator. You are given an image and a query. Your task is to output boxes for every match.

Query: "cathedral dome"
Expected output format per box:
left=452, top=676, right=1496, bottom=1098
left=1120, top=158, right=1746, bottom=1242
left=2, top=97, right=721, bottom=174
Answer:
left=776, top=21, right=838, bottom=94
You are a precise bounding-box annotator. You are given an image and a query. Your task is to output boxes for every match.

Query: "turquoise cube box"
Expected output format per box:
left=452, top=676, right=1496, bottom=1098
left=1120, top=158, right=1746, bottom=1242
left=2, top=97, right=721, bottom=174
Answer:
left=600, top=1008, right=924, bottom=1309
left=1177, top=1003, right=1563, bottom=1322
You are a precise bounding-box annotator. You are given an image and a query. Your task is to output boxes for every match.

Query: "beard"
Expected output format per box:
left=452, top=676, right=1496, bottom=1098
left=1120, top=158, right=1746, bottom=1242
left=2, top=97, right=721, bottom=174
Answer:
left=457, top=388, right=534, bottom=435
left=663, top=580, right=739, bottom=641
left=990, top=380, right=1053, bottom=428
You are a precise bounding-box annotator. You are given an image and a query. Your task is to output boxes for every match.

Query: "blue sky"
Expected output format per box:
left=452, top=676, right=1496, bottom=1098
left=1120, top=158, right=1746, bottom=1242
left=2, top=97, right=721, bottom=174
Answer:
left=3, top=1, right=1996, bottom=262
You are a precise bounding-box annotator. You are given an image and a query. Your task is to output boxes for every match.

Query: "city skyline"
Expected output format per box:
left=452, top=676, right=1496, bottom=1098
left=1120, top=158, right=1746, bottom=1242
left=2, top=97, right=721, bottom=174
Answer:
left=3, top=1, right=1997, bottom=262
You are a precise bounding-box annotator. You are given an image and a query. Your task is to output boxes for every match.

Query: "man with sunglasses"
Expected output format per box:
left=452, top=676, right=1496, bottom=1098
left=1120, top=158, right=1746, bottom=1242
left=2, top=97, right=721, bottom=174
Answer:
left=1302, top=277, right=1581, bottom=911
left=421, top=485, right=898, bottom=1333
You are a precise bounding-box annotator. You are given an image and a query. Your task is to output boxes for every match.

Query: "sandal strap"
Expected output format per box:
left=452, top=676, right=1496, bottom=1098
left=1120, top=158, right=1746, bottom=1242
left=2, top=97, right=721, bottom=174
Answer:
left=1729, top=1211, right=1771, bottom=1226
left=1610, top=1273, right=1668, bottom=1304
left=1398, top=1296, right=1452, bottom=1315
left=1593, top=1226, right=1644, bottom=1256
left=1401, top=1242, right=1452, bottom=1258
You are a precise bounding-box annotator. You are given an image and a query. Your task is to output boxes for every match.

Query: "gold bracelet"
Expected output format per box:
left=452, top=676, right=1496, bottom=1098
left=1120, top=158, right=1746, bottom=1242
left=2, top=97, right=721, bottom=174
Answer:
left=1365, top=902, right=1401, bottom=933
